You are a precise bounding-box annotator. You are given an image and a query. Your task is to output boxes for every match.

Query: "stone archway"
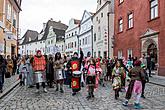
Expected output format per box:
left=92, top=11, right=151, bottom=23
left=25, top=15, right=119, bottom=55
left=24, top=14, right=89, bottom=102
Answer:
left=142, top=38, right=157, bottom=54
left=142, top=38, right=158, bottom=70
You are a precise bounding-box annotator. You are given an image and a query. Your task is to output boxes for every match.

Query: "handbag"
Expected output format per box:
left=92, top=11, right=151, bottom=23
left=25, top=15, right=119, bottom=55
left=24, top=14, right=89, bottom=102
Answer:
left=5, top=72, right=11, bottom=78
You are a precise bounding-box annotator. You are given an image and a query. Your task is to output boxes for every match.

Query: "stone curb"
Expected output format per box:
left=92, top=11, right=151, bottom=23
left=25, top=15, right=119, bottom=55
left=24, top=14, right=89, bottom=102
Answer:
left=149, top=81, right=165, bottom=87
left=0, top=80, right=20, bottom=99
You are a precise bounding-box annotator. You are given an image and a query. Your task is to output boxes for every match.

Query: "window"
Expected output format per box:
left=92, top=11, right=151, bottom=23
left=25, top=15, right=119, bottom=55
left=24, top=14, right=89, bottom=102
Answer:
left=128, top=13, right=133, bottom=28
left=94, top=33, right=96, bottom=42
left=119, top=0, right=124, bottom=4
left=83, top=39, right=84, bottom=45
left=75, top=41, right=76, bottom=48
left=101, top=13, right=103, bottom=18
left=22, top=45, right=24, bottom=49
left=98, top=26, right=101, bottom=40
left=150, top=0, right=158, bottom=19
left=72, top=33, right=73, bottom=36
left=48, top=41, right=50, bottom=45
left=98, top=51, right=101, bottom=57
left=62, top=45, right=63, bottom=51
left=127, top=49, right=133, bottom=58
left=118, top=50, right=123, bottom=59
left=94, top=52, right=96, bottom=58
left=7, top=3, right=12, bottom=20
left=40, top=41, right=42, bottom=44
left=75, top=31, right=77, bottom=34
left=68, top=44, right=69, bottom=49
left=119, top=19, right=123, bottom=32
left=13, top=11, right=17, bottom=27
left=79, top=40, right=81, bottom=46
left=72, top=42, right=73, bottom=48
left=85, top=37, right=87, bottom=44
left=96, top=17, right=98, bottom=21
left=51, top=40, right=53, bottom=44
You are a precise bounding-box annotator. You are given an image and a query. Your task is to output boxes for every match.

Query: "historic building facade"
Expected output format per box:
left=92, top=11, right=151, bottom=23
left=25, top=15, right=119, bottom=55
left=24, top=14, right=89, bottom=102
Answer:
left=0, top=0, right=22, bottom=56
left=79, top=10, right=94, bottom=57
left=114, top=0, right=165, bottom=76
left=65, top=18, right=80, bottom=56
left=93, top=0, right=114, bottom=58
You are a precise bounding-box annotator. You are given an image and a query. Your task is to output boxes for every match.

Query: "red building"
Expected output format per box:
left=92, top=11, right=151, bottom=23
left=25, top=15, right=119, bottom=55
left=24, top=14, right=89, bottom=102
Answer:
left=114, top=0, right=165, bottom=76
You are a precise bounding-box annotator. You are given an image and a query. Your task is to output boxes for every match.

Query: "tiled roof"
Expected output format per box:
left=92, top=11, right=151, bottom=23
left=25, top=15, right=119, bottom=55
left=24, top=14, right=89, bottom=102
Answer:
left=20, top=30, right=38, bottom=45
left=41, top=20, right=68, bottom=41
left=53, top=28, right=65, bottom=42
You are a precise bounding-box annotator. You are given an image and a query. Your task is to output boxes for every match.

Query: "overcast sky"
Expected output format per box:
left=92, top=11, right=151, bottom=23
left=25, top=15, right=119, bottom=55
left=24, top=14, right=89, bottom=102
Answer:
left=20, top=0, right=97, bottom=38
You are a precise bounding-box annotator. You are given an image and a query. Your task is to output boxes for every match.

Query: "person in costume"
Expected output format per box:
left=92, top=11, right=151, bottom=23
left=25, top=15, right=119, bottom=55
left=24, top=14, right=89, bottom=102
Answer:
left=54, top=52, right=64, bottom=93
left=85, top=58, right=97, bottom=99
left=100, top=58, right=107, bottom=87
left=67, top=48, right=84, bottom=96
left=32, top=50, right=47, bottom=93
left=46, top=56, right=54, bottom=88
left=123, top=60, right=145, bottom=109
left=112, top=60, right=125, bottom=100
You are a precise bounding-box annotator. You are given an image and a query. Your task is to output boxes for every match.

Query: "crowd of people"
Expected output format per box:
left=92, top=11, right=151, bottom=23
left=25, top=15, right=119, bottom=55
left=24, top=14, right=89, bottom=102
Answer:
left=0, top=48, right=154, bottom=109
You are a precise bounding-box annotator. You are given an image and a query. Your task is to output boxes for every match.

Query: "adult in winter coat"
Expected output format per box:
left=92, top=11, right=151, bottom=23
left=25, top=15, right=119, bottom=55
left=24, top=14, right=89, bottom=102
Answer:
left=25, top=56, right=34, bottom=87
left=0, top=55, right=6, bottom=93
left=46, top=56, right=54, bottom=88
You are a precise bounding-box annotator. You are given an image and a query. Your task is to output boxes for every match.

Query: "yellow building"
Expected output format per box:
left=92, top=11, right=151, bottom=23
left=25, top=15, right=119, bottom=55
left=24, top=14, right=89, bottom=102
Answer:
left=0, top=0, right=22, bottom=57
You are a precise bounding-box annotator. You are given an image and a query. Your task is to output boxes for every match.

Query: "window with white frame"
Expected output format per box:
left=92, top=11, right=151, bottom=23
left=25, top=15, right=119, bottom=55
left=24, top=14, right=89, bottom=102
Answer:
left=7, top=3, right=12, bottom=20
left=150, top=0, right=158, bottom=19
left=118, top=50, right=123, bottom=59
left=13, top=11, right=17, bottom=27
left=128, top=13, right=133, bottom=28
left=119, top=0, right=124, bottom=4
left=127, top=49, right=133, bottom=58
left=119, top=19, right=123, bottom=32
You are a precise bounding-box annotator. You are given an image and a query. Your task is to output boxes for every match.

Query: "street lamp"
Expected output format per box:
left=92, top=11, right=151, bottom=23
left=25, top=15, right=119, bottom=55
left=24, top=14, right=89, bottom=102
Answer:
left=91, top=25, right=93, bottom=57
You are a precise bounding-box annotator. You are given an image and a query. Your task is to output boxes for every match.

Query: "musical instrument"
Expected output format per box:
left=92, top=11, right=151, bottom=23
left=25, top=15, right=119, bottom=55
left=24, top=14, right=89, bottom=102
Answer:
left=86, top=75, right=96, bottom=86
left=34, top=71, right=46, bottom=83
left=72, top=71, right=81, bottom=77
left=72, top=71, right=82, bottom=92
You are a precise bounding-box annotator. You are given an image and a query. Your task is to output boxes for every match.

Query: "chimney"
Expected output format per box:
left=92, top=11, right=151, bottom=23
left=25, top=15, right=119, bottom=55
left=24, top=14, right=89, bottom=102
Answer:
left=43, top=23, right=46, bottom=30
left=50, top=18, right=53, bottom=21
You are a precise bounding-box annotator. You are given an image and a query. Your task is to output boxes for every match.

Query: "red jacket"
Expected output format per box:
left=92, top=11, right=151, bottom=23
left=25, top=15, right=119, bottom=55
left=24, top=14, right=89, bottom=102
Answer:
left=33, top=56, right=46, bottom=72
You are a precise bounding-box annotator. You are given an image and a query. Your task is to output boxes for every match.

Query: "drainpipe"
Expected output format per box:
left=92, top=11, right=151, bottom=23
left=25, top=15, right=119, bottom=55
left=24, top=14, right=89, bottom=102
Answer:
left=91, top=25, right=93, bottom=57
left=107, top=12, right=110, bottom=58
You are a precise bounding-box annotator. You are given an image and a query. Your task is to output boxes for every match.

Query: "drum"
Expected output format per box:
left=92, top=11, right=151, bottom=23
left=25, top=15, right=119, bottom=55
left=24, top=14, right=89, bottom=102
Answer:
left=55, top=69, right=64, bottom=80
left=86, top=75, right=96, bottom=86
left=72, top=71, right=81, bottom=77
left=34, top=71, right=46, bottom=83
left=72, top=71, right=81, bottom=92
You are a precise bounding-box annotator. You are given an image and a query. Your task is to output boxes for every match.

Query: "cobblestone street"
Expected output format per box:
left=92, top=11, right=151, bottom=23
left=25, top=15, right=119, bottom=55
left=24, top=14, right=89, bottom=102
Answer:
left=0, top=82, right=165, bottom=110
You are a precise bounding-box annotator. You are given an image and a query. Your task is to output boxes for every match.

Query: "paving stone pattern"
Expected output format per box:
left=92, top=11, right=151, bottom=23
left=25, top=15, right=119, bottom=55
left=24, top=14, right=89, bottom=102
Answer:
left=0, top=82, right=165, bottom=110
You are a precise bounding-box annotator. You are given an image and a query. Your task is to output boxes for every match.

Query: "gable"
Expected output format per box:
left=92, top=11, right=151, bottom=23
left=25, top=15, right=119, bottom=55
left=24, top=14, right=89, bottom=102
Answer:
left=81, top=10, right=92, bottom=24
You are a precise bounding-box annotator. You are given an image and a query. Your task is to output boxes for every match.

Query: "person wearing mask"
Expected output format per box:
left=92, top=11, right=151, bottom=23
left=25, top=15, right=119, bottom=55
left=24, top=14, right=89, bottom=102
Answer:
left=32, top=50, right=47, bottom=93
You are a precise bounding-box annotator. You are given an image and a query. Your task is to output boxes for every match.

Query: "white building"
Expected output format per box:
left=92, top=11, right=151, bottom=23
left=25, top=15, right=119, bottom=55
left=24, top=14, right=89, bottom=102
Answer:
left=93, top=0, right=114, bottom=58
left=79, top=10, right=94, bottom=57
left=19, top=19, right=67, bottom=56
left=65, top=18, right=80, bottom=56
left=44, top=20, right=68, bottom=55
